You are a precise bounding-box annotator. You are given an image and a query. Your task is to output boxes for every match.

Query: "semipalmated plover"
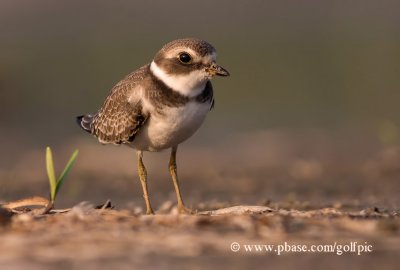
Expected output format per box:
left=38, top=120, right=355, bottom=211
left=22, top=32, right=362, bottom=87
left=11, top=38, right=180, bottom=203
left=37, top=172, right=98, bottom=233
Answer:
left=77, top=38, right=229, bottom=214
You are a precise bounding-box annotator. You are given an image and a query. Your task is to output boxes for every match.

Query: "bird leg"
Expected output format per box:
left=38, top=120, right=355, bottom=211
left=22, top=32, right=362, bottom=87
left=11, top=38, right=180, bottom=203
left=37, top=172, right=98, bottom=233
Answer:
left=137, top=151, right=154, bottom=215
left=169, top=146, right=192, bottom=214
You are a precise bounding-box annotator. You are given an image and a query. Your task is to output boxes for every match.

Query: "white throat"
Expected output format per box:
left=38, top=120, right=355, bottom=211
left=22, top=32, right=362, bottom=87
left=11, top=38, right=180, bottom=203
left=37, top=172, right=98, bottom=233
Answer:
left=150, top=61, right=207, bottom=97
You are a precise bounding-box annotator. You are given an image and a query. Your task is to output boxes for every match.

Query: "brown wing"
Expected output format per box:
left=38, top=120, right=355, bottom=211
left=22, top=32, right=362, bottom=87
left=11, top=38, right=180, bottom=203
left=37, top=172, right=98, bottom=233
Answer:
left=91, top=93, right=146, bottom=145
left=77, top=65, right=149, bottom=145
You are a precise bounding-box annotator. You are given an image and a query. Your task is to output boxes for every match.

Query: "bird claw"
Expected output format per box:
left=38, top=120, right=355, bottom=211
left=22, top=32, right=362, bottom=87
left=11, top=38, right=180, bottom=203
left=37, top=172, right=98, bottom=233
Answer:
left=178, top=205, right=194, bottom=215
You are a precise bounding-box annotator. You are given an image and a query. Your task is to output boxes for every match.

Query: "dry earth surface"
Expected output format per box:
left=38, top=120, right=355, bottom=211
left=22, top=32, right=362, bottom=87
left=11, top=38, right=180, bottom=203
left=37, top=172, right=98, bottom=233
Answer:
left=0, top=200, right=399, bottom=270
left=1, top=130, right=400, bottom=269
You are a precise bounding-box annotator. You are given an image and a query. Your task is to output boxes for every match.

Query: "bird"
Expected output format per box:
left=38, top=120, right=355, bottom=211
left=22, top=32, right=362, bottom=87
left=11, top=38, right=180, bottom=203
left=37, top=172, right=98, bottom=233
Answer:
left=76, top=38, right=229, bottom=214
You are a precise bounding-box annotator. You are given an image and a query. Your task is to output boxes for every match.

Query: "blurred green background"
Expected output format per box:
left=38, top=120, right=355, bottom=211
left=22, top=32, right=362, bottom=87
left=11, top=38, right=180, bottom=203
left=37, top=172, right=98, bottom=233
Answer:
left=1, top=0, right=400, bottom=142
left=1, top=0, right=400, bottom=207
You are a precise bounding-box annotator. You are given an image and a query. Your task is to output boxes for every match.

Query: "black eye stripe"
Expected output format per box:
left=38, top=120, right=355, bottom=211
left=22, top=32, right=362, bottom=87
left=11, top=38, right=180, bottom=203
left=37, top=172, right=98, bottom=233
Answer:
left=178, top=52, right=192, bottom=64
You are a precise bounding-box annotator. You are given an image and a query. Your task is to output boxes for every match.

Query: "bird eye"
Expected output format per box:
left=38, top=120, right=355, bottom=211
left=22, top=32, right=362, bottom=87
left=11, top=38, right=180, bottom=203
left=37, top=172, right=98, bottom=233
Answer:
left=178, top=52, right=192, bottom=64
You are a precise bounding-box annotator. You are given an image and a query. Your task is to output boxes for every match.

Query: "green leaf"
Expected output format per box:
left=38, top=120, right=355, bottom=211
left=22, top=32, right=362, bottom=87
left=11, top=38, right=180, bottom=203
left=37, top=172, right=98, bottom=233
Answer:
left=55, top=149, right=79, bottom=196
left=46, top=147, right=57, bottom=202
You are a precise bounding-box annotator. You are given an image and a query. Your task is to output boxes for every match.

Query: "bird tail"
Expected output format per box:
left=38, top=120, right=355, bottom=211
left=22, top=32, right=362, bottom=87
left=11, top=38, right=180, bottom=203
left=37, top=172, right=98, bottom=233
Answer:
left=76, top=114, right=95, bottom=133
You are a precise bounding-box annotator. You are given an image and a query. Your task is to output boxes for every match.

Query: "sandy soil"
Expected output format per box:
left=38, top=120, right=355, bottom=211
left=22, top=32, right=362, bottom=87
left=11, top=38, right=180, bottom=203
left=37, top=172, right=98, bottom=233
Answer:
left=0, top=130, right=399, bottom=269
left=0, top=200, right=399, bottom=270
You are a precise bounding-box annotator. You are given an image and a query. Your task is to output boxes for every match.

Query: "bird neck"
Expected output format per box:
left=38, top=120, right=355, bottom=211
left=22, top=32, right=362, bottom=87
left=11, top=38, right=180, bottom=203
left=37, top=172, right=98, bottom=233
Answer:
left=150, top=61, right=207, bottom=98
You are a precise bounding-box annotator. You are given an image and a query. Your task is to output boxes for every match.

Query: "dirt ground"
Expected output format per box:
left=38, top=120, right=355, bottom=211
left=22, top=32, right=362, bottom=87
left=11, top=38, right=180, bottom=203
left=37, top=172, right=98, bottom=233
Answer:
left=0, top=201, right=399, bottom=270
left=0, top=130, right=400, bottom=269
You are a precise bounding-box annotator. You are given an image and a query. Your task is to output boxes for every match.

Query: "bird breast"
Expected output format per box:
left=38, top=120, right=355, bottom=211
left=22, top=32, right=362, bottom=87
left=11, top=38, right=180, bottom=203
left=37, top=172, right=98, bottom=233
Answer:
left=132, top=101, right=211, bottom=151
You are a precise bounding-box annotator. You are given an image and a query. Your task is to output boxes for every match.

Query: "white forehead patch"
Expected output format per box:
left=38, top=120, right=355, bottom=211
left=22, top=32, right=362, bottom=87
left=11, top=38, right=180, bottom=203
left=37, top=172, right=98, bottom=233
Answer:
left=204, top=51, right=217, bottom=63
left=150, top=61, right=208, bottom=98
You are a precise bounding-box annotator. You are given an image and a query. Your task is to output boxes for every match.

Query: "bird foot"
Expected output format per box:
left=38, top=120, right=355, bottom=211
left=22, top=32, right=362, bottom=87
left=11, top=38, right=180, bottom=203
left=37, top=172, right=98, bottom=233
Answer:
left=178, top=204, right=194, bottom=215
left=146, top=207, right=155, bottom=215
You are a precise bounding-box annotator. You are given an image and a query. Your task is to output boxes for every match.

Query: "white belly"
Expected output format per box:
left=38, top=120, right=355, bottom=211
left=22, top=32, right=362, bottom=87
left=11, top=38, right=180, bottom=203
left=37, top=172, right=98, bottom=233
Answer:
left=132, top=101, right=211, bottom=151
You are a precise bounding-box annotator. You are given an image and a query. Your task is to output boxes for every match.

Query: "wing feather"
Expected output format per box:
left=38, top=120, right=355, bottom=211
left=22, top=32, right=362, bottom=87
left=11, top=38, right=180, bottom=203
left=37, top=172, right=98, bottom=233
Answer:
left=77, top=65, right=149, bottom=145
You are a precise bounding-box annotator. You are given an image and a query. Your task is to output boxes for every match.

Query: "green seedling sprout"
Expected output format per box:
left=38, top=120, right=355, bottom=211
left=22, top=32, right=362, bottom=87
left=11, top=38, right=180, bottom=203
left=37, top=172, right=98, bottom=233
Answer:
left=43, top=147, right=79, bottom=214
